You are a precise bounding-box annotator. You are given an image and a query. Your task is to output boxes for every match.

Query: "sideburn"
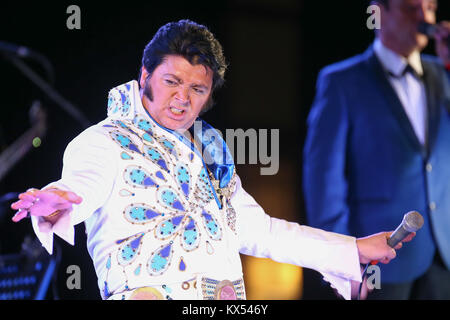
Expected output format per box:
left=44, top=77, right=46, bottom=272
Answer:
left=143, top=76, right=154, bottom=101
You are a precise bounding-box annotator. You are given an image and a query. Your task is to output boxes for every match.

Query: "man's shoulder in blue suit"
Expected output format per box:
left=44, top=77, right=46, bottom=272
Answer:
left=319, top=48, right=373, bottom=76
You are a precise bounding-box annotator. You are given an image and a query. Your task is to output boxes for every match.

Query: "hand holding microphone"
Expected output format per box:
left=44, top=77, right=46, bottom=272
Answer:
left=356, top=211, right=423, bottom=265
left=418, top=21, right=450, bottom=66
left=352, top=211, right=423, bottom=300
left=387, top=211, right=424, bottom=247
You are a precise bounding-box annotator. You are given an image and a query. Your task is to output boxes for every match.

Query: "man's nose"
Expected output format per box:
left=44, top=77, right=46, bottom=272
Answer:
left=175, top=86, right=190, bottom=105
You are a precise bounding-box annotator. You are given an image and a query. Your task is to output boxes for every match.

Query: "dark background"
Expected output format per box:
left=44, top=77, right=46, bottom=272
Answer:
left=0, top=0, right=449, bottom=300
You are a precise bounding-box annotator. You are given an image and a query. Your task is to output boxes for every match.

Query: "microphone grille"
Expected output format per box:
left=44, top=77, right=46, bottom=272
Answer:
left=404, top=211, right=424, bottom=232
left=418, top=22, right=437, bottom=37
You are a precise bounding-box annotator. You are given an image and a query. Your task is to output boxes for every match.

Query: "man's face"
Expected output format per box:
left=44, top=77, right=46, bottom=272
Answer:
left=140, top=55, right=213, bottom=131
left=380, top=0, right=437, bottom=53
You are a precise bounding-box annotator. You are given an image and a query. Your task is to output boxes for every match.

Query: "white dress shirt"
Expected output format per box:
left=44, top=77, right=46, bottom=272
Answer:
left=30, top=80, right=362, bottom=300
left=374, top=38, right=428, bottom=146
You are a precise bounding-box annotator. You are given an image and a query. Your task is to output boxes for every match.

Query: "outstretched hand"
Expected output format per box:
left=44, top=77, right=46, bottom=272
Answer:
left=11, top=188, right=82, bottom=223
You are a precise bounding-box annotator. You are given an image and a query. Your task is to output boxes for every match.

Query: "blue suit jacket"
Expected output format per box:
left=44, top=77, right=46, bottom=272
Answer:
left=303, top=46, right=450, bottom=283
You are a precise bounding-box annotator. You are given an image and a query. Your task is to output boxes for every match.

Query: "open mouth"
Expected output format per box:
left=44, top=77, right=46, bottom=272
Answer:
left=169, top=106, right=185, bottom=115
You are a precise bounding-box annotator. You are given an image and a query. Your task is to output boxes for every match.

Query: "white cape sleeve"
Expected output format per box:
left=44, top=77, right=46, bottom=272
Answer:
left=31, top=126, right=117, bottom=255
left=231, top=175, right=362, bottom=300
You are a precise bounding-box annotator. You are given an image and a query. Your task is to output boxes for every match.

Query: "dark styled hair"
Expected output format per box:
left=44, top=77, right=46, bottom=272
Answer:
left=140, top=19, right=227, bottom=112
left=371, top=0, right=389, bottom=9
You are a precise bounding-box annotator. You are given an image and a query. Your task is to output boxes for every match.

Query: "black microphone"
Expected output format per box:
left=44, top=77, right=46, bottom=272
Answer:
left=0, top=41, right=55, bottom=85
left=418, top=22, right=450, bottom=51
left=418, top=22, right=439, bottom=37
left=387, top=211, right=424, bottom=248
left=0, top=41, right=34, bottom=58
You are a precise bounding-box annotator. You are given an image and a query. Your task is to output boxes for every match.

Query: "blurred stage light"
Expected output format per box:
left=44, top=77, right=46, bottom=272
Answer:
left=242, top=255, right=303, bottom=300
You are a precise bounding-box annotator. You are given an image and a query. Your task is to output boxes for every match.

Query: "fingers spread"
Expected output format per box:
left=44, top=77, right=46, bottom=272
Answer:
left=11, top=188, right=80, bottom=222
left=11, top=199, right=33, bottom=210
left=18, top=193, right=36, bottom=202
left=12, top=209, right=29, bottom=222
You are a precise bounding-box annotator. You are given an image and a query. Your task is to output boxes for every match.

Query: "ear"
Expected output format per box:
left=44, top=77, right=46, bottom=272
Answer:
left=139, top=66, right=149, bottom=89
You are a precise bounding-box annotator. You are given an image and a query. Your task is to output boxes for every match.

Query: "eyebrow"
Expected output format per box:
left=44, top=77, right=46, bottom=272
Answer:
left=163, top=73, right=210, bottom=90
